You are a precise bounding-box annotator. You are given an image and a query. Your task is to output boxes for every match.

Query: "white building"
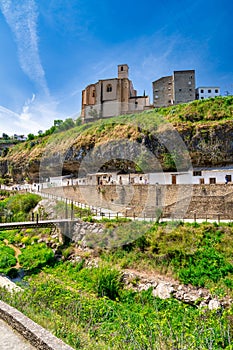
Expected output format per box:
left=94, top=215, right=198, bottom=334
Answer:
left=32, top=166, right=233, bottom=188
left=149, top=166, right=233, bottom=185
left=196, top=87, right=220, bottom=100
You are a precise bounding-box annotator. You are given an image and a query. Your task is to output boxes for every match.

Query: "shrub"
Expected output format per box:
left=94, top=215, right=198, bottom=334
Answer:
left=19, top=243, right=54, bottom=273
left=94, top=265, right=123, bottom=300
left=0, top=244, right=16, bottom=271
left=1, top=193, right=41, bottom=222
left=177, top=247, right=233, bottom=286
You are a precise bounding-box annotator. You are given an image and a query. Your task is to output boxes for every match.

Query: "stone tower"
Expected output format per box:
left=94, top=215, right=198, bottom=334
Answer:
left=118, top=64, right=129, bottom=79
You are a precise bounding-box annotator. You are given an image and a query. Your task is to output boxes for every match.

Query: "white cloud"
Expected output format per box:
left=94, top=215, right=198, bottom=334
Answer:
left=0, top=0, right=49, bottom=96
left=0, top=96, right=64, bottom=136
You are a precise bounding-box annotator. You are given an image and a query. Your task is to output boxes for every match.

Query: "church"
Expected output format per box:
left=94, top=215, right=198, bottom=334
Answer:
left=81, top=64, right=150, bottom=123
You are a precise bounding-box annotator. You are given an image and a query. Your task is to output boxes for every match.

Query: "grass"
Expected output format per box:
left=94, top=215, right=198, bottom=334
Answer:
left=2, top=96, right=233, bottom=171
left=0, top=191, right=233, bottom=348
left=0, top=259, right=232, bottom=349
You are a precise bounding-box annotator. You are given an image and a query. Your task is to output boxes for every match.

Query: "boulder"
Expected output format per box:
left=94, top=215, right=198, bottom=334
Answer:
left=208, top=299, right=221, bottom=310
left=152, top=282, right=174, bottom=299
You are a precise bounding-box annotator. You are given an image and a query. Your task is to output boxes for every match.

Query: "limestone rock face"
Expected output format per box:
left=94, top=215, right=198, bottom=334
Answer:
left=2, top=117, right=233, bottom=182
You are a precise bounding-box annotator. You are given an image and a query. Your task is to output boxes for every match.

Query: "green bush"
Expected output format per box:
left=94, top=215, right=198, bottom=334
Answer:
left=94, top=265, right=123, bottom=300
left=0, top=193, right=41, bottom=222
left=177, top=246, right=233, bottom=286
left=0, top=243, right=16, bottom=271
left=19, top=243, right=54, bottom=273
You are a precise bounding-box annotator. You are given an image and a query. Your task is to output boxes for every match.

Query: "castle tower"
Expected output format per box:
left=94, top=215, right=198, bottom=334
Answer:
left=118, top=64, right=129, bottom=79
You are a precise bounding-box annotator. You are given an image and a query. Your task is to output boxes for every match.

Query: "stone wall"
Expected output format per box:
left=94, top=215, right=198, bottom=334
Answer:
left=0, top=301, right=74, bottom=350
left=41, top=183, right=233, bottom=219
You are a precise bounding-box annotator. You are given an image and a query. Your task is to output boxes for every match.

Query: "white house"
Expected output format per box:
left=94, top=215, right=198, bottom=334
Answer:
left=196, top=87, right=220, bottom=100
left=31, top=166, right=233, bottom=189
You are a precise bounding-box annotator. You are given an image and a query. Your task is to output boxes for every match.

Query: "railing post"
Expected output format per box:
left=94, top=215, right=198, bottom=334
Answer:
left=65, top=198, right=68, bottom=219
left=32, top=212, right=34, bottom=222
left=71, top=200, right=74, bottom=220
left=36, top=213, right=39, bottom=224
left=194, top=213, right=196, bottom=222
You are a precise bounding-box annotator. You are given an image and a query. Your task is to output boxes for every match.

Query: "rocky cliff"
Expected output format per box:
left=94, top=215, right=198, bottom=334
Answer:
left=0, top=96, right=233, bottom=182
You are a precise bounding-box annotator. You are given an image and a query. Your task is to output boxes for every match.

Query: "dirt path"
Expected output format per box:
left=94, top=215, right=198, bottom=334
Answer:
left=123, top=267, right=178, bottom=284
left=3, top=239, right=21, bottom=269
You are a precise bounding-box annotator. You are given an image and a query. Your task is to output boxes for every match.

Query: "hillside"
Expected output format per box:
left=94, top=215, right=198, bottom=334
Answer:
left=0, top=96, right=233, bottom=182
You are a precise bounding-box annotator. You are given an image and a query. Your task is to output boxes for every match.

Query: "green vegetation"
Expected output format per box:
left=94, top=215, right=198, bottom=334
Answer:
left=94, top=264, right=123, bottom=300
left=0, top=242, right=16, bottom=272
left=100, top=222, right=233, bottom=296
left=0, top=193, right=41, bottom=222
left=53, top=200, right=92, bottom=219
left=0, top=219, right=232, bottom=348
left=18, top=243, right=55, bottom=274
left=2, top=96, right=233, bottom=177
left=0, top=190, right=233, bottom=348
left=0, top=259, right=232, bottom=349
left=3, top=96, right=233, bottom=171
left=160, top=96, right=233, bottom=124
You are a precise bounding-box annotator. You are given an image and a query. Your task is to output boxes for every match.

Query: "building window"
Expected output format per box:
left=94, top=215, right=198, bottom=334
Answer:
left=199, top=178, right=205, bottom=184
left=179, top=88, right=182, bottom=91
left=106, top=84, right=112, bottom=92
left=193, top=171, right=202, bottom=176
left=189, top=88, right=192, bottom=91
left=208, top=89, right=211, bottom=93
left=135, top=101, right=138, bottom=108
left=92, top=90, right=95, bottom=97
left=209, top=178, right=216, bottom=184
left=215, top=89, right=219, bottom=93
left=121, top=66, right=124, bottom=71
left=200, top=89, right=204, bottom=93
left=188, top=81, right=192, bottom=85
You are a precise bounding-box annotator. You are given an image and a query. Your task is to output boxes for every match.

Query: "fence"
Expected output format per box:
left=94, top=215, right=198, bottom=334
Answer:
left=37, top=190, right=233, bottom=223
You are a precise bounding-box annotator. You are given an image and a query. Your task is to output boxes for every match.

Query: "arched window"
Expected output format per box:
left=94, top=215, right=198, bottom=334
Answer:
left=106, top=84, right=112, bottom=92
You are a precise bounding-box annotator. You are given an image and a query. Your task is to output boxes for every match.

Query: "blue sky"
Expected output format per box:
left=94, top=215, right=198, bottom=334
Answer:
left=0, top=0, right=232, bottom=135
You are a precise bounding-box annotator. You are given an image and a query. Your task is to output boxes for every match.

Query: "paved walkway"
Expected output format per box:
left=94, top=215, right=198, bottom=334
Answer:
left=0, top=319, right=36, bottom=350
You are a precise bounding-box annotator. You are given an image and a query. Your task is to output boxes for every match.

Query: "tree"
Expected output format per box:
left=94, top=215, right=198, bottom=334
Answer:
left=2, top=133, right=9, bottom=140
left=54, top=119, right=63, bottom=127
left=27, top=133, right=35, bottom=140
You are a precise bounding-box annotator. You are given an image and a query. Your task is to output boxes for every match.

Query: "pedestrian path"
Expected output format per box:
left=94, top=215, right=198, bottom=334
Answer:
left=0, top=319, right=36, bottom=350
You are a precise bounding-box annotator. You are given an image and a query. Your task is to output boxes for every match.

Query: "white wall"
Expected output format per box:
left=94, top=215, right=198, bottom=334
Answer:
left=196, top=87, right=220, bottom=99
